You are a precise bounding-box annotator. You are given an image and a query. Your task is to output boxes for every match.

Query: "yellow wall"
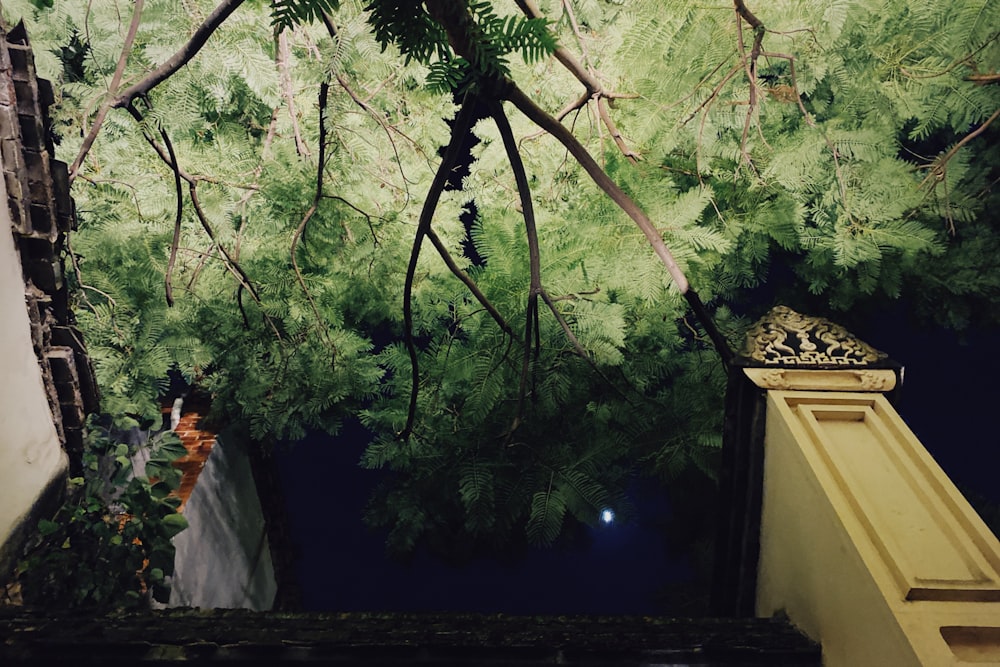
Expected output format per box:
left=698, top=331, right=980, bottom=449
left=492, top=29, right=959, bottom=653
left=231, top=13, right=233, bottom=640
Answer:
left=757, top=389, right=1000, bottom=666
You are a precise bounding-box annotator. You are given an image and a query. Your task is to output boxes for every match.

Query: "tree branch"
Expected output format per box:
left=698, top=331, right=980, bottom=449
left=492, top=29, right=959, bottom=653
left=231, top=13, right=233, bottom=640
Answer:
left=504, top=84, right=690, bottom=294
left=399, top=95, right=479, bottom=442
left=734, top=0, right=764, bottom=29
left=919, top=106, right=1000, bottom=215
left=291, top=83, right=333, bottom=350
left=112, top=0, right=246, bottom=109
left=424, top=226, right=513, bottom=336
left=124, top=102, right=281, bottom=338
left=735, top=2, right=765, bottom=173
left=968, top=72, right=1000, bottom=85
left=69, top=0, right=144, bottom=182
left=489, top=99, right=542, bottom=434
left=514, top=0, right=599, bottom=95
left=423, top=0, right=736, bottom=367
left=160, top=126, right=183, bottom=308
left=492, top=99, right=638, bottom=431
left=277, top=29, right=310, bottom=157
left=513, top=0, right=639, bottom=160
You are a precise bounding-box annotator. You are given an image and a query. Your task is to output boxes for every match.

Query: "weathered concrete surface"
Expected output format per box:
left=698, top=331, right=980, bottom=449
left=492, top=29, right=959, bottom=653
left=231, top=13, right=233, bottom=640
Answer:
left=0, top=20, right=97, bottom=579
left=0, top=144, right=66, bottom=575
left=169, top=435, right=277, bottom=610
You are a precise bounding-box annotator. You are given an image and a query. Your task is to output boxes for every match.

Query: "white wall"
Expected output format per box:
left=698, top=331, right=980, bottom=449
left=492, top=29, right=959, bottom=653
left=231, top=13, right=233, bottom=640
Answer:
left=169, top=435, right=276, bottom=610
left=0, top=151, right=67, bottom=562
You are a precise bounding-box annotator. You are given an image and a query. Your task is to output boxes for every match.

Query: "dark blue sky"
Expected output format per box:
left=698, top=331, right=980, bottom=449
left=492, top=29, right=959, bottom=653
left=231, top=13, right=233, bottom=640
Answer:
left=275, top=426, right=698, bottom=614
left=275, top=318, right=999, bottom=614
left=859, top=320, right=1000, bottom=507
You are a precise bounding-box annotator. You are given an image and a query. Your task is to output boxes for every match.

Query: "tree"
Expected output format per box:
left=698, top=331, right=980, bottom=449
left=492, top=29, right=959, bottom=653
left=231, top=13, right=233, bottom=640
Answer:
left=3, top=0, right=997, bottom=555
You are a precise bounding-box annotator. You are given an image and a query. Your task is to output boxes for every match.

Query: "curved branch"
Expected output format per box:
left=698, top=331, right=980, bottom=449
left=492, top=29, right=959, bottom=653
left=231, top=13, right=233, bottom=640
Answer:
left=513, top=0, right=600, bottom=95
left=291, top=83, right=334, bottom=350
left=160, top=127, right=183, bottom=307
left=489, top=99, right=542, bottom=432
left=424, top=227, right=513, bottom=336
left=423, top=0, right=732, bottom=364
left=69, top=0, right=144, bottom=182
left=399, top=95, right=480, bottom=442
left=124, top=103, right=281, bottom=338
left=112, top=0, right=246, bottom=109
left=493, top=100, right=640, bottom=407
left=920, top=107, right=1000, bottom=193
left=277, top=29, right=310, bottom=157
left=513, top=0, right=639, bottom=160
left=503, top=84, right=690, bottom=294
left=188, top=180, right=283, bottom=340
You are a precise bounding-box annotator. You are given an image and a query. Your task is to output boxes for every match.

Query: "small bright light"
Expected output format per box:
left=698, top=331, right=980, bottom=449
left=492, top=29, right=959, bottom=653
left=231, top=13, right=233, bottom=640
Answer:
left=601, top=509, right=615, bottom=524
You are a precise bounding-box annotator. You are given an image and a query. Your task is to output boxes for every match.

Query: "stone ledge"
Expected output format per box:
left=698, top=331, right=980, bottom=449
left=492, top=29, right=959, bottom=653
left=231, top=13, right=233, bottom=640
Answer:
left=0, top=608, right=821, bottom=664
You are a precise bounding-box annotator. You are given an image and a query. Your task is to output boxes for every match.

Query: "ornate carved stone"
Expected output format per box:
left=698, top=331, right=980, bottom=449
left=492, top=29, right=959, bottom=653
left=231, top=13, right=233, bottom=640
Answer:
left=742, top=368, right=897, bottom=392
left=741, top=306, right=887, bottom=367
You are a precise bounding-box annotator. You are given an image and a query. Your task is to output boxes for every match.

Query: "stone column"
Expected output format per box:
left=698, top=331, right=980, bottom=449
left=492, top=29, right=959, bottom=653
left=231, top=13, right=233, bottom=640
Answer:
left=716, top=306, right=1000, bottom=665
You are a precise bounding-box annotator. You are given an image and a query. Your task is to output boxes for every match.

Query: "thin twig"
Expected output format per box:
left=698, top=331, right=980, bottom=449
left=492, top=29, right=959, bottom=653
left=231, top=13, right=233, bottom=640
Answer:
left=65, top=233, right=118, bottom=313
left=512, top=0, right=640, bottom=159
left=277, top=29, right=310, bottom=157
left=597, top=96, right=639, bottom=162
left=900, top=30, right=1000, bottom=81
left=321, top=11, right=425, bottom=200
left=235, top=106, right=279, bottom=260
left=425, top=226, right=513, bottom=335
left=69, top=0, right=144, bottom=182
left=920, top=107, right=1000, bottom=191
left=680, top=64, right=741, bottom=125
left=185, top=241, right=215, bottom=289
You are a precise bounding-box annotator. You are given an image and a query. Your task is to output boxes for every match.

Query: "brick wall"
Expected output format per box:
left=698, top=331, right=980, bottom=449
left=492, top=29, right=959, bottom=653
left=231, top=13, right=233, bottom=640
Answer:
left=1, top=19, right=98, bottom=469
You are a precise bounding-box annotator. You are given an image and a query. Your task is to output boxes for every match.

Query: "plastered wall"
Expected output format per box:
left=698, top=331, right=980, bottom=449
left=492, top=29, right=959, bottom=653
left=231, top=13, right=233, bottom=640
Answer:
left=0, top=153, right=66, bottom=573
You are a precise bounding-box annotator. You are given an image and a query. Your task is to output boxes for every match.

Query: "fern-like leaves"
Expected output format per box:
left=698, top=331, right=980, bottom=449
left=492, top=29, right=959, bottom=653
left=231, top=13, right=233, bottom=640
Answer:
left=526, top=482, right=566, bottom=546
left=271, top=0, right=341, bottom=31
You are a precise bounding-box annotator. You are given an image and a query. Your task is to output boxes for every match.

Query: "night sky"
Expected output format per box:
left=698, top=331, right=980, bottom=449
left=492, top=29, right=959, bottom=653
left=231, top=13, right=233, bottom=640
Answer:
left=275, top=423, right=701, bottom=615
left=859, top=317, right=1000, bottom=509
left=275, top=316, right=1000, bottom=615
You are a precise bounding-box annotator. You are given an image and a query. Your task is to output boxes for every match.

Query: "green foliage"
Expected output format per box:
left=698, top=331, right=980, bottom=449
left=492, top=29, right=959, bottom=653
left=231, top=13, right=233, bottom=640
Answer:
left=365, top=0, right=556, bottom=91
left=16, top=424, right=189, bottom=609
left=272, top=0, right=341, bottom=32
left=1, top=0, right=997, bottom=558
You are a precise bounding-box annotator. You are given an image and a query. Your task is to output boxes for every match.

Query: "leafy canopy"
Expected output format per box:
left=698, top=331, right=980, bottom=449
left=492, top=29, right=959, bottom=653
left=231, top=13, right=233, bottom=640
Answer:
left=3, top=0, right=997, bottom=554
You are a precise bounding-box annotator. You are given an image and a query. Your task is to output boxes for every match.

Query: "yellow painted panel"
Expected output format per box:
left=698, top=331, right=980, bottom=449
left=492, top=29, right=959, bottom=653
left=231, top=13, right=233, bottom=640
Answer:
left=941, top=626, right=1000, bottom=662
left=759, top=390, right=1000, bottom=666
left=779, top=394, right=1000, bottom=603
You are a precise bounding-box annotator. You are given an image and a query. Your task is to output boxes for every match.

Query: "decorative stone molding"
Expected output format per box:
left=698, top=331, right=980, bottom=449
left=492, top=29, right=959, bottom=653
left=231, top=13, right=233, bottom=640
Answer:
left=743, top=368, right=897, bottom=392
left=740, top=305, right=888, bottom=368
